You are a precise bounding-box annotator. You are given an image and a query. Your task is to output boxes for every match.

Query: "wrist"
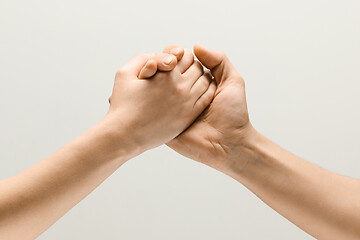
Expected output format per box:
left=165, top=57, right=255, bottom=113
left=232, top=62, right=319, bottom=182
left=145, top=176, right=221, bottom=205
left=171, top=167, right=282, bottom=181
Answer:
left=221, top=126, right=270, bottom=180
left=75, top=115, right=145, bottom=166
left=223, top=126, right=292, bottom=190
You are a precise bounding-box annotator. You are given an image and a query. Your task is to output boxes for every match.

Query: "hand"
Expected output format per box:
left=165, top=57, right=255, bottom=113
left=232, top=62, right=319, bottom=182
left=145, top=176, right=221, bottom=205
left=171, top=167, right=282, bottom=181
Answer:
left=165, top=45, right=254, bottom=172
left=110, top=49, right=185, bottom=103
left=105, top=50, right=216, bottom=155
left=164, top=46, right=360, bottom=240
left=137, top=46, right=185, bottom=79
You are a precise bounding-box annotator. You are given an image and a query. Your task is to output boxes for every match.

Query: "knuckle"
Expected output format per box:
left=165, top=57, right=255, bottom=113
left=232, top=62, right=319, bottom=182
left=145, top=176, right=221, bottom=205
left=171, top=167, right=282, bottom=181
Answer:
left=163, top=45, right=174, bottom=52
left=115, top=68, right=124, bottom=76
left=173, top=84, right=184, bottom=95
left=184, top=49, right=194, bottom=58
left=218, top=51, right=227, bottom=59
left=237, top=76, right=245, bottom=87
left=189, top=51, right=194, bottom=58
left=167, top=44, right=180, bottom=49
left=202, top=93, right=212, bottom=104
left=115, top=68, right=129, bottom=79
left=147, top=52, right=156, bottom=58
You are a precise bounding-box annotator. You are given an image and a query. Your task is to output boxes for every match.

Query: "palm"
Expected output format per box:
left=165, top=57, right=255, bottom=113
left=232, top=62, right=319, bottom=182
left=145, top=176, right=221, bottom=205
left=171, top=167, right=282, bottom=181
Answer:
left=167, top=76, right=250, bottom=170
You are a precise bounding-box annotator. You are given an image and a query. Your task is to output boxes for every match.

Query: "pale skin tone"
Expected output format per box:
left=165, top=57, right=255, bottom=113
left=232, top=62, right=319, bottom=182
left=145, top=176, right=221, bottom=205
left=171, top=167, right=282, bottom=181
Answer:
left=0, top=48, right=216, bottom=240
left=1, top=44, right=359, bottom=240
left=164, top=45, right=360, bottom=240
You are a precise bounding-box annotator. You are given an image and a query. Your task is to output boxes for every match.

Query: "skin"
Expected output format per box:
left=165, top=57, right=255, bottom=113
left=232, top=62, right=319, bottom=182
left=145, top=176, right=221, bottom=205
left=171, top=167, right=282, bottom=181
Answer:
left=0, top=49, right=216, bottom=240
left=164, top=45, right=360, bottom=240
left=2, top=43, right=359, bottom=240
left=137, top=47, right=184, bottom=79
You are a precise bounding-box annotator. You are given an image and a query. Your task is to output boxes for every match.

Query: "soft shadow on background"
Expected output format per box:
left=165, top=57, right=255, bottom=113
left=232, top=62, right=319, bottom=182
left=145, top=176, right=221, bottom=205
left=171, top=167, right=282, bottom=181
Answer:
left=0, top=0, right=359, bottom=239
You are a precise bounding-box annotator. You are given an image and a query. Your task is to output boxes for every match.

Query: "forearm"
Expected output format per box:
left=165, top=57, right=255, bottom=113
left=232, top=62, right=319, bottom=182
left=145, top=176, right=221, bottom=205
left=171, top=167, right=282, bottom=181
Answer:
left=0, top=116, right=139, bottom=240
left=225, top=128, right=360, bottom=240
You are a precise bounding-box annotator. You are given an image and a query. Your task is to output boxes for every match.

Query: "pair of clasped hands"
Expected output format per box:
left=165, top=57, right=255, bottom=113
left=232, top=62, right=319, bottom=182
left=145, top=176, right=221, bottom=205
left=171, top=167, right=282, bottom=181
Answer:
left=106, top=44, right=251, bottom=173
left=1, top=44, right=256, bottom=240
left=3, top=44, right=360, bottom=240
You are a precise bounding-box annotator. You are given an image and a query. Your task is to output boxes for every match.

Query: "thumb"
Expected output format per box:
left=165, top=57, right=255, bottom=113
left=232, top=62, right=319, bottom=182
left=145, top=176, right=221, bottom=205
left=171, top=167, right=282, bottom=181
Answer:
left=121, top=53, right=156, bottom=76
left=193, top=45, right=239, bottom=85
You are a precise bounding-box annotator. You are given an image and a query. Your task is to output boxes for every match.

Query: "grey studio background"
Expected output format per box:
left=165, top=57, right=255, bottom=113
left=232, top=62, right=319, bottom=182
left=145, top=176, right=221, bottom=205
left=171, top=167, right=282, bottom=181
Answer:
left=0, top=0, right=359, bottom=239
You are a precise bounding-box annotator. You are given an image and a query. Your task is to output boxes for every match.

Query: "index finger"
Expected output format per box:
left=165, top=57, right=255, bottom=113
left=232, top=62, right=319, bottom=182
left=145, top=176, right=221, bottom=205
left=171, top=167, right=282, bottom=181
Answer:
left=163, top=45, right=185, bottom=61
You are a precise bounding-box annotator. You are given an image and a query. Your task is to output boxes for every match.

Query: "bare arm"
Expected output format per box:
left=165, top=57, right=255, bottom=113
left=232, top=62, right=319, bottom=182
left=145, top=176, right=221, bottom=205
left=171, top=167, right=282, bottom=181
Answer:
left=228, top=129, right=360, bottom=240
left=166, top=45, right=360, bottom=240
left=0, top=117, right=136, bottom=239
left=0, top=48, right=215, bottom=240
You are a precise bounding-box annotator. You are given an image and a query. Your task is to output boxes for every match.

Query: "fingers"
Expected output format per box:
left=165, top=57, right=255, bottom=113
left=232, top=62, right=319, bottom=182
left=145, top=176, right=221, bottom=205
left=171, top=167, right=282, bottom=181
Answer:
left=190, top=71, right=212, bottom=97
left=182, top=61, right=204, bottom=86
left=176, top=49, right=194, bottom=74
left=138, top=59, right=157, bottom=79
left=123, top=45, right=185, bottom=80
left=163, top=45, right=185, bottom=61
left=193, top=45, right=240, bottom=85
left=193, top=45, right=223, bottom=69
left=138, top=53, right=177, bottom=79
left=155, top=53, right=177, bottom=71
left=118, top=45, right=186, bottom=79
left=193, top=78, right=216, bottom=114
left=120, top=53, right=156, bottom=77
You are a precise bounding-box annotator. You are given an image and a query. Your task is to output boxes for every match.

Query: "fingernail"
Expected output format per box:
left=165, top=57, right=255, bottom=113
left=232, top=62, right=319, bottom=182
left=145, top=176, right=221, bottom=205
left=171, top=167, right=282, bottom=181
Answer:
left=163, top=56, right=174, bottom=65
left=170, top=48, right=181, bottom=55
